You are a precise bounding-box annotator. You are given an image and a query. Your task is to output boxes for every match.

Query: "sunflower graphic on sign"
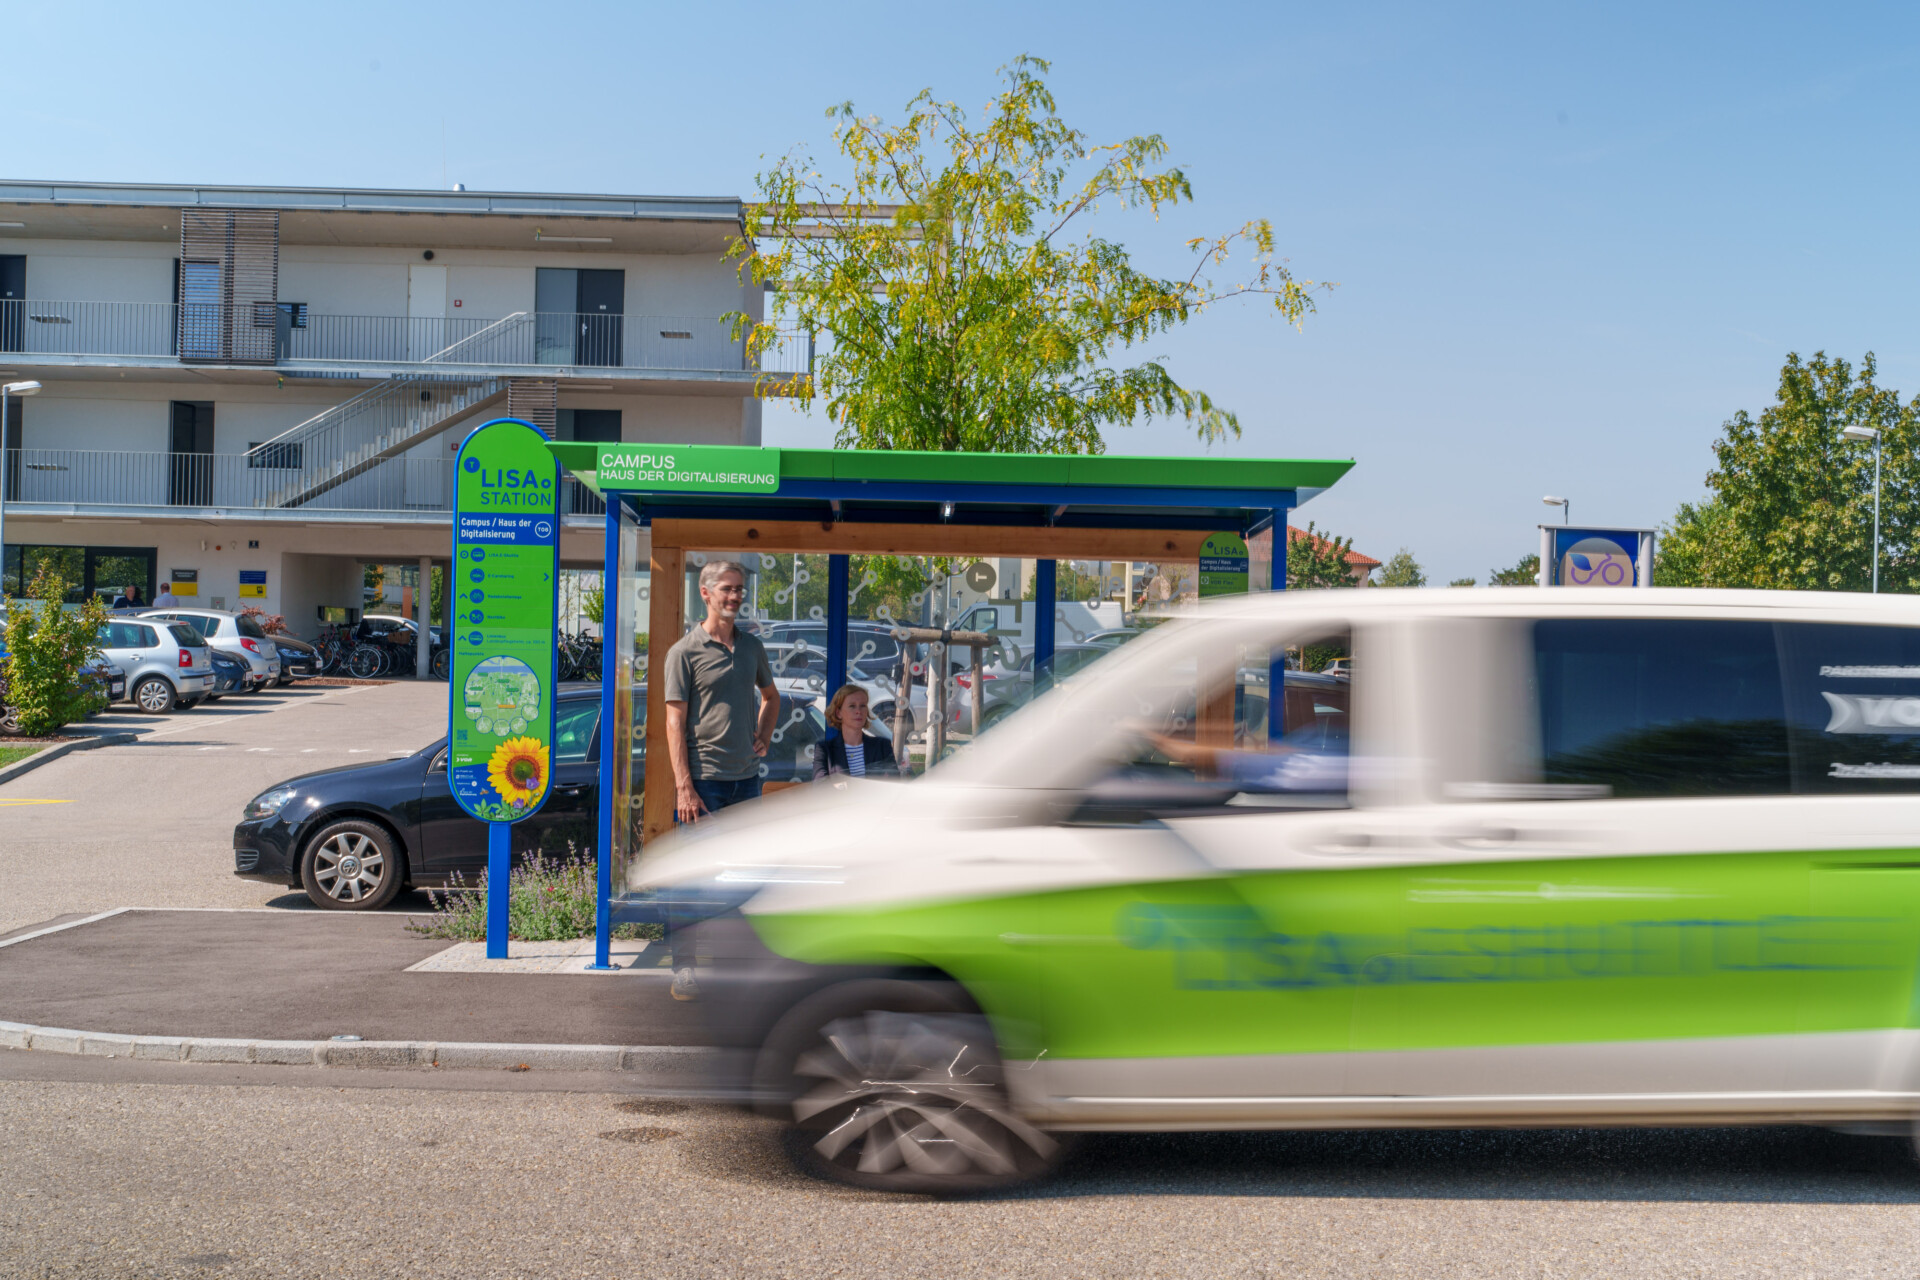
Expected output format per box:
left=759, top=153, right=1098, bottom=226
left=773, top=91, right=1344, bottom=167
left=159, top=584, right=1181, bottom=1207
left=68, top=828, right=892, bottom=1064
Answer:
left=488, top=737, right=549, bottom=808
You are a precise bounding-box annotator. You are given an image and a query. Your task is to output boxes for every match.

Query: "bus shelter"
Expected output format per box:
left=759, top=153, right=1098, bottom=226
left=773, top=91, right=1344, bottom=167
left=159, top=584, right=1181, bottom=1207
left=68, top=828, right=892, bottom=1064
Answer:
left=544, top=441, right=1353, bottom=964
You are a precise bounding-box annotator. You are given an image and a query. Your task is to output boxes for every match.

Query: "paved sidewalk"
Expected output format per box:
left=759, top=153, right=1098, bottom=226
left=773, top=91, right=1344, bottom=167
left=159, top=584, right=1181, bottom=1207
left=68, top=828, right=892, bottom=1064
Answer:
left=0, top=909, right=707, bottom=1047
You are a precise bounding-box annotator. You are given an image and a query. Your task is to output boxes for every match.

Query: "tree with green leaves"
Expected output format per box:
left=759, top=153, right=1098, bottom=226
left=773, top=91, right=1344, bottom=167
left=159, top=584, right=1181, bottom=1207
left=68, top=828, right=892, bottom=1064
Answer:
left=1377, top=548, right=1426, bottom=588
left=727, top=56, right=1325, bottom=454
left=1024, top=562, right=1104, bottom=602
left=1287, top=522, right=1357, bottom=590
left=1448, top=576, right=1476, bottom=587
left=1655, top=352, right=1916, bottom=591
left=3, top=566, right=109, bottom=736
left=1489, top=554, right=1540, bottom=587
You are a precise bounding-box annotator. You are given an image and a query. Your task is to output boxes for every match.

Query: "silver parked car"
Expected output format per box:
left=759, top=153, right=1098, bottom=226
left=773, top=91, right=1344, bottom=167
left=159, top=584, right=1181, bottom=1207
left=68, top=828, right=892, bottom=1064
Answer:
left=96, top=618, right=214, bottom=714
left=142, top=608, right=280, bottom=692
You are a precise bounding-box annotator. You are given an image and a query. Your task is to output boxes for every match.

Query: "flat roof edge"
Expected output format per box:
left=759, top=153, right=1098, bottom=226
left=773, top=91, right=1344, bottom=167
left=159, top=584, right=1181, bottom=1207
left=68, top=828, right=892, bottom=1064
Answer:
left=0, top=180, right=744, bottom=221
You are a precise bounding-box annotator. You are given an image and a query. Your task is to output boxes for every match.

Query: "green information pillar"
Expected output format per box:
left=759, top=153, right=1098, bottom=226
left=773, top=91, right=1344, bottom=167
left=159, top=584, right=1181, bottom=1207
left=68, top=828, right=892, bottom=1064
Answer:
left=449, top=418, right=561, bottom=959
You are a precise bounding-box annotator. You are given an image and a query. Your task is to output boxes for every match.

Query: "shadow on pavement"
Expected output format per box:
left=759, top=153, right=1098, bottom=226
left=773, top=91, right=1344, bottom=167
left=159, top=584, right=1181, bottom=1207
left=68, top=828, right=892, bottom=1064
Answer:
left=1009, top=1125, right=1920, bottom=1204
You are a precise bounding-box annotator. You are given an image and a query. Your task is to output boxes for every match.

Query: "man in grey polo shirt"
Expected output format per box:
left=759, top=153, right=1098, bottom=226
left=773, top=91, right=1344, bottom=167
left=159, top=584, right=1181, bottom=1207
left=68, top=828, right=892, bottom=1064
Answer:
left=662, top=558, right=777, bottom=999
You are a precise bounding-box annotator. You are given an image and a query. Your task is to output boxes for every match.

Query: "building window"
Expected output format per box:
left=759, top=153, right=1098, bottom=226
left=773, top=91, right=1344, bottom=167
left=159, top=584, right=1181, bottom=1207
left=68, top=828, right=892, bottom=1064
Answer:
left=247, top=441, right=303, bottom=470
left=2, top=543, right=154, bottom=603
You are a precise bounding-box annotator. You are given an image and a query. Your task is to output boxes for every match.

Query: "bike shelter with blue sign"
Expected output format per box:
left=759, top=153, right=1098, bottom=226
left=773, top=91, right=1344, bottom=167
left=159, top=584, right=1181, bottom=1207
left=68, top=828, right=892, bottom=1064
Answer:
left=541, top=441, right=1355, bottom=968
left=1537, top=525, right=1656, bottom=589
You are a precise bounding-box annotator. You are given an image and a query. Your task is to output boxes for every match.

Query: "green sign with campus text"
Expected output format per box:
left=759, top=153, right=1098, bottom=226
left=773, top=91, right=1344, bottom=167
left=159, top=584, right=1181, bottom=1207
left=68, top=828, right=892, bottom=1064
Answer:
left=595, top=443, right=781, bottom=493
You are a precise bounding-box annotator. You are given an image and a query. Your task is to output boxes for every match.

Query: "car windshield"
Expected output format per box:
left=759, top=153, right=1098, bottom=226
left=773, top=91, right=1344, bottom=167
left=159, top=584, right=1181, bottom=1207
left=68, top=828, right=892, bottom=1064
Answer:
left=167, top=624, right=202, bottom=647
left=235, top=616, right=268, bottom=640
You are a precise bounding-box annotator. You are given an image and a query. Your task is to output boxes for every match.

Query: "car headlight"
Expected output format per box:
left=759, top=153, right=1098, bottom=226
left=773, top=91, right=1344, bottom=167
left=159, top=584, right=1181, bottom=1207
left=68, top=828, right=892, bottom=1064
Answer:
left=244, top=786, right=298, bottom=821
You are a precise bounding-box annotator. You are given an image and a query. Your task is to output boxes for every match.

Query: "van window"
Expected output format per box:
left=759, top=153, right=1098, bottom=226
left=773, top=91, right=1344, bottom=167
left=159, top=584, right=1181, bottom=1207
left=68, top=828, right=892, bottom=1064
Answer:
left=1109, top=629, right=1351, bottom=804
left=1533, top=619, right=1789, bottom=797
left=1778, top=623, right=1920, bottom=793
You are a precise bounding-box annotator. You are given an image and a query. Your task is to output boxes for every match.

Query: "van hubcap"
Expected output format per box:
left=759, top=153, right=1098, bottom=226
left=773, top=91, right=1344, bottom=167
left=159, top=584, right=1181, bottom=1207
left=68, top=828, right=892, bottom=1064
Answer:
left=792, top=1011, right=1055, bottom=1180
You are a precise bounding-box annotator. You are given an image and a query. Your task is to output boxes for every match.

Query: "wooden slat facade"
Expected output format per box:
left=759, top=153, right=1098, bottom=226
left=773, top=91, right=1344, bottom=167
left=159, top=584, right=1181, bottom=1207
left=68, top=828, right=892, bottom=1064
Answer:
left=507, top=378, right=558, bottom=435
left=178, top=209, right=279, bottom=364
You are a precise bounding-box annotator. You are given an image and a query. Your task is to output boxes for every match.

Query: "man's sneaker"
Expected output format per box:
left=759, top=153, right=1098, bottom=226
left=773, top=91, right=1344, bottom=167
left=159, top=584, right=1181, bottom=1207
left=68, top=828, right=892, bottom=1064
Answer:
left=671, top=967, right=702, bottom=1002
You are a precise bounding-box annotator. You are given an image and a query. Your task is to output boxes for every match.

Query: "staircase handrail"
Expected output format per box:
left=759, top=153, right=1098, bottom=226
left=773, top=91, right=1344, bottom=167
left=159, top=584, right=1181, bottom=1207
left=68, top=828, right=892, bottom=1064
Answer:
left=423, top=311, right=529, bottom=364
left=245, top=378, right=405, bottom=457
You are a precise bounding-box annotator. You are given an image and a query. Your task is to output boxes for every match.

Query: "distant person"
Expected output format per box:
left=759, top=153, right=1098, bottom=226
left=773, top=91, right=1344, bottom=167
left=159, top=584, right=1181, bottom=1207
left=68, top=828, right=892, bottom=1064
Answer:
left=111, top=584, right=145, bottom=609
left=813, top=684, right=900, bottom=780
left=661, top=559, right=777, bottom=1001
left=152, top=582, right=179, bottom=608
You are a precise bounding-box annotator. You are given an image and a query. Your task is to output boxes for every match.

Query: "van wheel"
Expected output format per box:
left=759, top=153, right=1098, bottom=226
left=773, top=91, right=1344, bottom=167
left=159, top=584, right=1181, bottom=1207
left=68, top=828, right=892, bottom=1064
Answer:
left=758, top=979, right=1061, bottom=1194
left=300, top=819, right=404, bottom=910
left=132, top=676, right=176, bottom=714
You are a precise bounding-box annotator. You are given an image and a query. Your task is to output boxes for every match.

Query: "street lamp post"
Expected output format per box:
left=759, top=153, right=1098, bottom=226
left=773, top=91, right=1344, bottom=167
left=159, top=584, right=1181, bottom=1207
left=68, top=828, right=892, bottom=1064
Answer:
left=0, top=381, right=43, bottom=595
left=1542, top=495, right=1569, bottom=525
left=1843, top=424, right=1883, bottom=593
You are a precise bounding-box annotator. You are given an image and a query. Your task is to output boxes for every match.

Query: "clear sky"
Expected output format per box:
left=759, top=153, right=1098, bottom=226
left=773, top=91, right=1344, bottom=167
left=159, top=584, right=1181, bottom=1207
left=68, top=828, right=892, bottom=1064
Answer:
left=10, top=1, right=1918, bottom=582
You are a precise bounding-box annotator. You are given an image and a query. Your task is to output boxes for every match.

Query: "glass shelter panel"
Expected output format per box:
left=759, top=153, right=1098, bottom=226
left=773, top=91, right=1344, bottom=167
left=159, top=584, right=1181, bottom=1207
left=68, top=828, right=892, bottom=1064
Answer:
left=608, top=502, right=642, bottom=898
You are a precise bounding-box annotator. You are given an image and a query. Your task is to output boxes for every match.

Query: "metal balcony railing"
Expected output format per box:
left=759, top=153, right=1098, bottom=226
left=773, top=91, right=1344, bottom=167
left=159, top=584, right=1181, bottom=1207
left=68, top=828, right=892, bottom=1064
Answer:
left=0, top=300, right=810, bottom=374
left=1, top=449, right=605, bottom=517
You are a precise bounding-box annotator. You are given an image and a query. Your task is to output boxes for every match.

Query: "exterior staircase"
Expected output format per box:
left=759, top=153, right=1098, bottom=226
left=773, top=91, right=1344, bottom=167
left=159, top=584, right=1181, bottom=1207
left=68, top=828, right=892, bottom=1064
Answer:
left=250, top=311, right=533, bottom=509
left=252, top=374, right=504, bottom=509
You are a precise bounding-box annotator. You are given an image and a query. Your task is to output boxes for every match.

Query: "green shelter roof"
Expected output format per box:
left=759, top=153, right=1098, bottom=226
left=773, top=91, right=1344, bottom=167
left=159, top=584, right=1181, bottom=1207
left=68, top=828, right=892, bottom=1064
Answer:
left=546, top=442, right=1353, bottom=494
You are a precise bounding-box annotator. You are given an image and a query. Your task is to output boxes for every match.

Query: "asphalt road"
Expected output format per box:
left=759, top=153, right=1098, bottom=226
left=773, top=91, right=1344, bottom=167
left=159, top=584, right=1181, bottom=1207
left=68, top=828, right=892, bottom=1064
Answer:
left=0, top=681, right=447, bottom=935
left=4, top=1054, right=1920, bottom=1280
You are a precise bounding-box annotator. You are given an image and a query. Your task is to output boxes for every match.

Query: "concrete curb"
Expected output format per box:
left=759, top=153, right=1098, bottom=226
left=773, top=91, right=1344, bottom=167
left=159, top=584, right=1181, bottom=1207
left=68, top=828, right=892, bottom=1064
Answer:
left=0, top=731, right=137, bottom=787
left=0, top=1018, right=718, bottom=1074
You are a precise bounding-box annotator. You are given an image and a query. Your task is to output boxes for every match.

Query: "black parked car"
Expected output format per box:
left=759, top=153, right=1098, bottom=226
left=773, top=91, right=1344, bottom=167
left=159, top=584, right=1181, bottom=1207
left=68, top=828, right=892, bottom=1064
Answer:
left=273, top=634, right=319, bottom=684
left=205, top=649, right=249, bottom=702
left=233, top=683, right=834, bottom=909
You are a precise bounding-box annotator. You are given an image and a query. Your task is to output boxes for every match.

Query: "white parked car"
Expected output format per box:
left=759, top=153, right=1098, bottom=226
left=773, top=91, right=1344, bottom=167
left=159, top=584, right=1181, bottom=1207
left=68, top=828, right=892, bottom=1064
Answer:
left=635, top=587, right=1920, bottom=1193
left=142, top=608, right=280, bottom=692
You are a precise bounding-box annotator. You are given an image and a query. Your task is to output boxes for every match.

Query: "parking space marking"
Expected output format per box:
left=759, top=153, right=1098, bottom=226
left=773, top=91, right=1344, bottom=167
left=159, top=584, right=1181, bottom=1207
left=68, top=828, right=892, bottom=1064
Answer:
left=0, top=799, right=74, bottom=807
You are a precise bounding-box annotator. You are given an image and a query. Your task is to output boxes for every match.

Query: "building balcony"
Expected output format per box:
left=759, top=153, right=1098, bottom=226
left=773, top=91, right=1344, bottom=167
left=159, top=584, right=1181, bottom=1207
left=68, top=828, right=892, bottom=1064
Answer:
left=1, top=449, right=606, bottom=522
left=0, top=301, right=809, bottom=380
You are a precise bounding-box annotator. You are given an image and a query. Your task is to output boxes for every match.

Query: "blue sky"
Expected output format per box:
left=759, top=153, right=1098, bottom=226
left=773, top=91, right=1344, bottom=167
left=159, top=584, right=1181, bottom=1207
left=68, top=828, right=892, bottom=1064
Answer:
left=10, top=1, right=1919, bottom=581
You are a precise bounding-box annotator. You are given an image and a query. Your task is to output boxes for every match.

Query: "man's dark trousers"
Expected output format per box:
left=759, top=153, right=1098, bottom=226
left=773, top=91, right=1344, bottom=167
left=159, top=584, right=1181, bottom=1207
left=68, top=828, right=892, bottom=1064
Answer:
left=670, top=775, right=763, bottom=968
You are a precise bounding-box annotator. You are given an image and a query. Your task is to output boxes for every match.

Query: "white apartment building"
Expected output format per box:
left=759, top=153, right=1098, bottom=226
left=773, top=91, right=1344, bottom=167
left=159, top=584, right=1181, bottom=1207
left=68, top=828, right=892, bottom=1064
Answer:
left=0, top=180, right=798, bottom=637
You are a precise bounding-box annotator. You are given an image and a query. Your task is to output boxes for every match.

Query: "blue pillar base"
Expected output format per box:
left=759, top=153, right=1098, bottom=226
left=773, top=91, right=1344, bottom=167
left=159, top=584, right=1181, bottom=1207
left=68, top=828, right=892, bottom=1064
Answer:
left=486, top=821, right=510, bottom=960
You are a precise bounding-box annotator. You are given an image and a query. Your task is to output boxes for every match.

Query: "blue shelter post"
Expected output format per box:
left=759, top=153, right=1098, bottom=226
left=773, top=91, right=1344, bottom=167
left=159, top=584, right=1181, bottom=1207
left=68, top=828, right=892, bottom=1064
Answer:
left=1033, top=559, right=1057, bottom=690
left=825, top=554, right=850, bottom=693
left=486, top=822, right=511, bottom=959
left=1269, top=507, right=1290, bottom=743
left=589, top=497, right=621, bottom=970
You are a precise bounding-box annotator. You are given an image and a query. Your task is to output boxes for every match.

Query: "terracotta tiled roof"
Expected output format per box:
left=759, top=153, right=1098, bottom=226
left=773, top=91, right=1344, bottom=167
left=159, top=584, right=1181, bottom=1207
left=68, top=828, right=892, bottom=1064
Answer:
left=1288, top=525, right=1379, bottom=570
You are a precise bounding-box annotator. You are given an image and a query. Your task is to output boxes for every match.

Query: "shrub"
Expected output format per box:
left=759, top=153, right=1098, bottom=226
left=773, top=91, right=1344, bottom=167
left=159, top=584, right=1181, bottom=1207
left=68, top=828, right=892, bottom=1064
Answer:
left=406, top=848, right=656, bottom=942
left=238, top=605, right=289, bottom=635
left=2, top=566, right=109, bottom=737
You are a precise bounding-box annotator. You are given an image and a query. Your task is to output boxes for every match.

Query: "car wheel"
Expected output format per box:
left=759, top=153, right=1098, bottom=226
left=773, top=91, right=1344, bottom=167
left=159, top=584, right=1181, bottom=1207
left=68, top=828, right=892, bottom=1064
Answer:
left=758, top=979, right=1061, bottom=1194
left=132, top=676, right=176, bottom=714
left=300, top=819, right=404, bottom=910
left=0, top=703, right=21, bottom=734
